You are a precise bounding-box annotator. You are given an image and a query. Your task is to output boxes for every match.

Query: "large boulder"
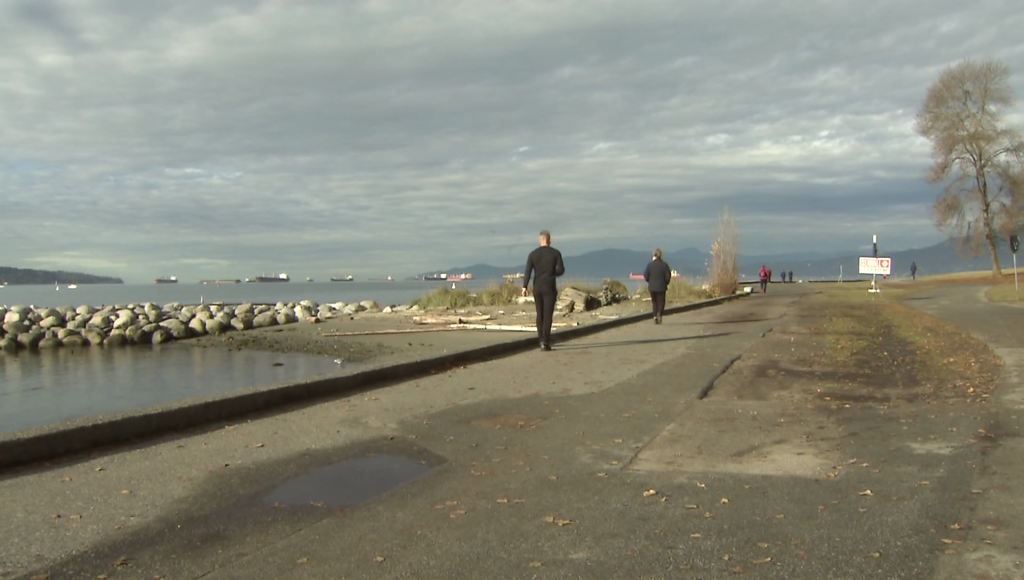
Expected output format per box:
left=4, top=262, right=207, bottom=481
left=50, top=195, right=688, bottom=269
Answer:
left=235, top=303, right=255, bottom=317
left=151, top=327, right=173, bottom=344
left=66, top=318, right=88, bottom=330
left=0, top=336, right=17, bottom=353
left=17, top=331, right=44, bottom=350
left=38, top=336, right=63, bottom=349
left=76, top=304, right=96, bottom=316
left=3, top=310, right=24, bottom=324
left=276, top=311, right=297, bottom=325
left=343, top=303, right=365, bottom=315
left=39, top=315, right=64, bottom=330
left=3, top=321, right=29, bottom=335
left=299, top=299, right=319, bottom=310
left=104, top=330, right=128, bottom=347
left=230, top=316, right=252, bottom=331
left=83, top=329, right=106, bottom=345
left=188, top=317, right=208, bottom=335
left=254, top=305, right=272, bottom=315
left=253, top=312, right=278, bottom=328
left=62, top=335, right=88, bottom=348
left=112, top=316, right=133, bottom=331
left=205, top=318, right=228, bottom=335
left=294, top=305, right=313, bottom=320
left=160, top=319, right=191, bottom=339
left=57, top=328, right=81, bottom=340
left=132, top=326, right=153, bottom=345
left=359, top=300, right=380, bottom=312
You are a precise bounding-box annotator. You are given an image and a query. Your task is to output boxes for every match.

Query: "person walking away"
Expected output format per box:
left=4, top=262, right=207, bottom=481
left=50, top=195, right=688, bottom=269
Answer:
left=758, top=265, right=769, bottom=293
left=522, top=230, right=565, bottom=351
left=910, top=262, right=917, bottom=281
left=643, top=248, right=672, bottom=324
left=788, top=271, right=793, bottom=283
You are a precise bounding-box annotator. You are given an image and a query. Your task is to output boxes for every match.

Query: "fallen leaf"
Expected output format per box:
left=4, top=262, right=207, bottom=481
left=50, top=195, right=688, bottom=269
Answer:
left=643, top=489, right=658, bottom=497
left=684, top=504, right=699, bottom=510
left=949, top=523, right=963, bottom=530
left=940, top=539, right=955, bottom=545
left=374, top=556, right=385, bottom=563
left=858, top=490, right=873, bottom=496
left=757, top=542, right=769, bottom=548
left=528, top=561, right=543, bottom=568
left=94, top=467, right=104, bottom=472
left=296, top=557, right=308, bottom=564
left=60, top=476, right=71, bottom=483
left=697, top=482, right=707, bottom=489
left=730, top=565, right=745, bottom=574
left=918, top=481, right=930, bottom=486
left=121, top=490, right=131, bottom=495
left=112, top=556, right=131, bottom=567
left=29, top=573, right=50, bottom=580
left=870, top=551, right=882, bottom=558
left=613, top=438, right=623, bottom=443
left=774, top=513, right=785, bottom=519
left=970, top=489, right=984, bottom=494
left=252, top=443, right=264, bottom=448
left=450, top=510, right=467, bottom=518
left=720, top=498, right=729, bottom=504
left=496, top=498, right=509, bottom=504
left=596, top=472, right=608, bottom=478
left=751, top=557, right=773, bottom=564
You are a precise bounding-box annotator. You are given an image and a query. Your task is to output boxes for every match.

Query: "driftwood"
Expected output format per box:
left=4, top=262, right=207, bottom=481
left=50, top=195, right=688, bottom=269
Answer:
left=412, top=314, right=492, bottom=325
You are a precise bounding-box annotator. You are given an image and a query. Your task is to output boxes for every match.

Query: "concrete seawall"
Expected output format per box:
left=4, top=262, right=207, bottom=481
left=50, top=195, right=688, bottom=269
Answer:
left=0, top=295, right=741, bottom=470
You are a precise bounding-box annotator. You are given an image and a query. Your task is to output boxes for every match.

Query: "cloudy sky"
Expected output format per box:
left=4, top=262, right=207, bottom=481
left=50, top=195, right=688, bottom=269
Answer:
left=2, top=0, right=1023, bottom=282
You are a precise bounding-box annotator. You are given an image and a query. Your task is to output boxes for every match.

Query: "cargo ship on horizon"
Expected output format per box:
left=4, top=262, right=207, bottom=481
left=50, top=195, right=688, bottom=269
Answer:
left=246, top=273, right=290, bottom=283
left=330, top=275, right=354, bottom=282
left=155, top=276, right=178, bottom=284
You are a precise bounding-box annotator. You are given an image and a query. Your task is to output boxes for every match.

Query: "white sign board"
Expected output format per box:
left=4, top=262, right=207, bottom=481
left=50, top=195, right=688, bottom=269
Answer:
left=859, top=257, right=891, bottom=275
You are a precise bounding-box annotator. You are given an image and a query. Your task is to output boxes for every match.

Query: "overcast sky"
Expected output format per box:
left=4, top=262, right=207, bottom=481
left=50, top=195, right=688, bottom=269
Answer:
left=2, top=0, right=1023, bottom=282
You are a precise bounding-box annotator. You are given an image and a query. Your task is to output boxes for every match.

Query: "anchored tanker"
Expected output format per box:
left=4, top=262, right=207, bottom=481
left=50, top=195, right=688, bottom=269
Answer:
left=246, top=273, right=290, bottom=283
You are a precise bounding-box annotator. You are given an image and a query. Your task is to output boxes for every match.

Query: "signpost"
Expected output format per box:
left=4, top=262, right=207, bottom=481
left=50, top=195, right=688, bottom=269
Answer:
left=1011, top=234, right=1020, bottom=301
left=859, top=236, right=891, bottom=295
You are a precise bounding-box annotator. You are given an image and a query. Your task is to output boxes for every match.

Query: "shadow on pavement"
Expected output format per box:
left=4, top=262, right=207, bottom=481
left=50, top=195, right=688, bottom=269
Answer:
left=553, top=332, right=734, bottom=350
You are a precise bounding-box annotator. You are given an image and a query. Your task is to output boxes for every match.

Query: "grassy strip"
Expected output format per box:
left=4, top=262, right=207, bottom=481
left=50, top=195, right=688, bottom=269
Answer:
left=808, top=285, right=1002, bottom=402
left=410, top=280, right=522, bottom=309
left=985, top=282, right=1023, bottom=303
left=633, top=279, right=710, bottom=303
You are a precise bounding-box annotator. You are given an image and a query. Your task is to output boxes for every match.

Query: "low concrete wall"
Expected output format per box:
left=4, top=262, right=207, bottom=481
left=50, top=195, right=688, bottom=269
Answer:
left=0, top=294, right=742, bottom=470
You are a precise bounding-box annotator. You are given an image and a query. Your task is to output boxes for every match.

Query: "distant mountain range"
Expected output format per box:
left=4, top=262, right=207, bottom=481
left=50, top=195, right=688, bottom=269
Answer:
left=0, top=266, right=124, bottom=286
left=416, top=240, right=1019, bottom=282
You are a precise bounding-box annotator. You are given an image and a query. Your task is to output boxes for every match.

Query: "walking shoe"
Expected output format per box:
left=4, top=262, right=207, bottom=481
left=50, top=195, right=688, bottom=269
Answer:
left=656, top=316, right=662, bottom=324
left=540, top=342, right=551, bottom=351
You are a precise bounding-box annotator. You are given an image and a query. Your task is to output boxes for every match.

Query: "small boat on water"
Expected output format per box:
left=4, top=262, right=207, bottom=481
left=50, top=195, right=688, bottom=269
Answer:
left=629, top=270, right=681, bottom=280
left=306, top=277, right=314, bottom=282
left=246, top=273, right=290, bottom=283
left=330, top=275, right=355, bottom=282
left=66, top=284, right=78, bottom=289
left=155, top=276, right=178, bottom=284
left=199, top=279, right=241, bottom=285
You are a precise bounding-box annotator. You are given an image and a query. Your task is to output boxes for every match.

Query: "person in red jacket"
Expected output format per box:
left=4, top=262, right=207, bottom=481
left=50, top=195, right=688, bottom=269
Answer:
left=758, top=265, right=769, bottom=294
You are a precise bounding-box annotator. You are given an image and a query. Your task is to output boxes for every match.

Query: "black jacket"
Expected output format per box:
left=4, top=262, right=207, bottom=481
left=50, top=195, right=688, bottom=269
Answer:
left=524, top=246, right=565, bottom=294
left=644, top=258, right=672, bottom=293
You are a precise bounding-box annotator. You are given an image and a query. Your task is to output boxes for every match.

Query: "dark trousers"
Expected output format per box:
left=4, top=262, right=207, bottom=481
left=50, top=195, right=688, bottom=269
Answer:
left=650, top=291, right=666, bottom=318
left=534, top=288, right=556, bottom=344
left=760, top=280, right=767, bottom=293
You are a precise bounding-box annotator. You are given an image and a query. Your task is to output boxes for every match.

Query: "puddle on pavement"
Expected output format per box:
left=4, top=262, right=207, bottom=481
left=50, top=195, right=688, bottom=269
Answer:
left=264, top=454, right=432, bottom=508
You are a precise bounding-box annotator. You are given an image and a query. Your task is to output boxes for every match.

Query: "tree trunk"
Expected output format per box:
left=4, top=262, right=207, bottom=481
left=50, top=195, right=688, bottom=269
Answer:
left=981, top=190, right=1002, bottom=277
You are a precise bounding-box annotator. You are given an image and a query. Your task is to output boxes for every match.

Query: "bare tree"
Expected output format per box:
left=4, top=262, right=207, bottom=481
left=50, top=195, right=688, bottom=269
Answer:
left=707, top=205, right=737, bottom=297
left=915, top=59, right=1024, bottom=277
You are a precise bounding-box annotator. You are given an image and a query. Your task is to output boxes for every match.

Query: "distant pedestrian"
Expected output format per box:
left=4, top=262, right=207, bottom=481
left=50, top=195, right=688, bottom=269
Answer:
left=910, top=262, right=917, bottom=281
left=768, top=268, right=773, bottom=284
left=522, top=230, right=565, bottom=351
left=644, top=248, right=672, bottom=324
left=758, top=264, right=769, bottom=293
left=788, top=271, right=793, bottom=283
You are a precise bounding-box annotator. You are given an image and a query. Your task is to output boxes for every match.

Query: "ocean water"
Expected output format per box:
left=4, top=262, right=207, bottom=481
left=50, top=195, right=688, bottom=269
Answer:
left=0, top=344, right=345, bottom=435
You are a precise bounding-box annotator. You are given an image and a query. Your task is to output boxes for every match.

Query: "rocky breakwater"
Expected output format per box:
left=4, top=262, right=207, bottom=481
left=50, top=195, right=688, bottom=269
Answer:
left=0, top=299, right=398, bottom=353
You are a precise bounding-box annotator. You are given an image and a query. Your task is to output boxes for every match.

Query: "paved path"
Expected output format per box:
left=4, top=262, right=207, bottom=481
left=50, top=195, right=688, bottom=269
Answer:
left=2, top=283, right=1022, bottom=579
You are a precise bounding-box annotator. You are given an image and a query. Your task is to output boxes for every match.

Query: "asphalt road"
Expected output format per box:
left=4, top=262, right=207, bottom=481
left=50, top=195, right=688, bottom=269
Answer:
left=2, top=282, right=1021, bottom=579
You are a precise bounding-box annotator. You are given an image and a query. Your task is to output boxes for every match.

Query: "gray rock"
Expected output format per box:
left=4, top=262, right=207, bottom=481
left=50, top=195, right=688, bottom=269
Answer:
left=381, top=306, right=394, bottom=314
left=151, top=328, right=172, bottom=344
left=359, top=300, right=380, bottom=312
left=160, top=319, right=191, bottom=339
left=254, top=305, right=272, bottom=315
left=66, top=318, right=87, bottom=330
left=3, top=321, right=29, bottom=335
left=205, top=318, right=228, bottom=335
left=39, top=315, right=64, bottom=329
left=275, top=301, right=288, bottom=311
left=56, top=306, right=76, bottom=317
left=343, top=303, right=365, bottom=315
left=181, top=306, right=197, bottom=318
left=177, top=312, right=193, bottom=324
left=230, top=316, right=251, bottom=331
left=17, top=332, right=44, bottom=350
left=300, top=299, right=319, bottom=309
left=112, top=316, right=133, bottom=331
left=76, top=304, right=96, bottom=316
left=38, top=308, right=61, bottom=319
left=132, top=326, right=153, bottom=344
left=235, top=303, right=255, bottom=317
left=253, top=312, right=278, bottom=328
left=276, top=311, right=297, bottom=325
left=196, top=310, right=213, bottom=321
left=188, top=317, right=208, bottom=335
left=83, top=329, right=106, bottom=345
left=104, top=331, right=128, bottom=347
left=10, top=305, right=31, bottom=314
left=62, top=335, right=88, bottom=348
left=38, top=336, right=63, bottom=349
left=26, top=310, right=43, bottom=324
left=57, top=328, right=81, bottom=340
left=0, top=336, right=18, bottom=353
left=294, top=306, right=313, bottom=320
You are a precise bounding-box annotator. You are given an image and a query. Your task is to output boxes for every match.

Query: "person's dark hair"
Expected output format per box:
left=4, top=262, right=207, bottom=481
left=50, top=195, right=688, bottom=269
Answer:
left=539, top=230, right=551, bottom=243
left=653, top=248, right=662, bottom=259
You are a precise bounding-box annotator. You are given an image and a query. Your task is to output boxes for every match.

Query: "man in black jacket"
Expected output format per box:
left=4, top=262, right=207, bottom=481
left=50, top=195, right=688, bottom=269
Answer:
left=522, top=230, right=565, bottom=351
left=643, top=248, right=672, bottom=324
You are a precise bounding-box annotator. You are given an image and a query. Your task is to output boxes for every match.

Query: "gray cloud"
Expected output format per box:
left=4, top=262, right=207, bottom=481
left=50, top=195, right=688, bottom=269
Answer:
left=2, top=0, right=1023, bottom=282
